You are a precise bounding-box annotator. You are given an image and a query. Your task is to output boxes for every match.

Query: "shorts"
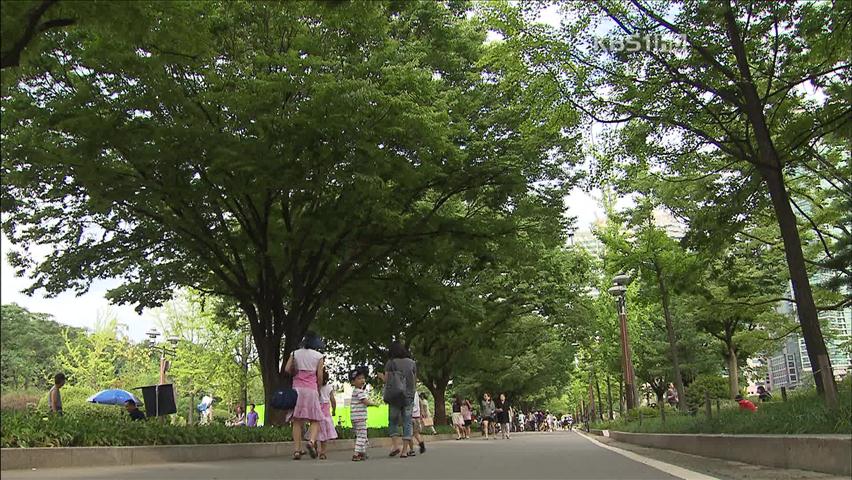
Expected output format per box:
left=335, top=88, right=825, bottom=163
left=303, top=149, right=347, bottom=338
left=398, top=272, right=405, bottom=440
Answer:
left=464, top=419, right=472, bottom=426
left=481, top=415, right=493, bottom=422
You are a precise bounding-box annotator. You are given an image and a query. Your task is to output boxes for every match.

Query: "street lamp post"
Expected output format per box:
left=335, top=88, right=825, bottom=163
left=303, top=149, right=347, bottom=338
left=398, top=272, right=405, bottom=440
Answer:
left=608, top=274, right=639, bottom=411
left=145, top=329, right=178, bottom=384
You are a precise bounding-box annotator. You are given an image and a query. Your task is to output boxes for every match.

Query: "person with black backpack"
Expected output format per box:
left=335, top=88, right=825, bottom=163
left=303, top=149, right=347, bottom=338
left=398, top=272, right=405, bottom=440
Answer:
left=378, top=341, right=417, bottom=459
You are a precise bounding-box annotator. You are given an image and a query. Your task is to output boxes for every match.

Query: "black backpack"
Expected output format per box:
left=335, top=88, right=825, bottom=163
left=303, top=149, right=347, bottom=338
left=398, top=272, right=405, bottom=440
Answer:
left=271, top=387, right=298, bottom=410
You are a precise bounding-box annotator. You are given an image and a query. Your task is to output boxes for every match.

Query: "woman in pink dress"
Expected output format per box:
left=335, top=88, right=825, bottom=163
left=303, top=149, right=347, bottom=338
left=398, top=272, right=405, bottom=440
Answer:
left=284, top=333, right=325, bottom=460
left=316, top=366, right=338, bottom=459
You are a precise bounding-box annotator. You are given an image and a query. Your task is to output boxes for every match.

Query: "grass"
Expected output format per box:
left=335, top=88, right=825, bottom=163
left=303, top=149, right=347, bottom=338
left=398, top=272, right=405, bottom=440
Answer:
left=591, top=384, right=852, bottom=435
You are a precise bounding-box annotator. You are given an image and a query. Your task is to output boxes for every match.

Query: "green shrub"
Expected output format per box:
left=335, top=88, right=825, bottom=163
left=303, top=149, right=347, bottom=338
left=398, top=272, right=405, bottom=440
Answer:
left=597, top=385, right=851, bottom=435
left=34, top=385, right=96, bottom=412
left=0, top=389, right=42, bottom=411
left=0, top=409, right=459, bottom=448
left=685, top=375, right=729, bottom=412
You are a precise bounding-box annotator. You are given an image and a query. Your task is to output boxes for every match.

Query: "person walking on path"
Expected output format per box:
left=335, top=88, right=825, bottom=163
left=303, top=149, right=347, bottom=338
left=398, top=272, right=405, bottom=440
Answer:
left=461, top=397, right=473, bottom=439
left=316, top=367, right=338, bottom=460
left=379, top=341, right=417, bottom=458
left=480, top=393, right=496, bottom=440
left=451, top=395, right=465, bottom=440
left=349, top=368, right=373, bottom=462
left=419, top=392, right=437, bottom=434
left=48, top=372, right=65, bottom=416
left=284, top=332, right=325, bottom=460
left=410, top=391, right=427, bottom=455
left=495, top=393, right=511, bottom=439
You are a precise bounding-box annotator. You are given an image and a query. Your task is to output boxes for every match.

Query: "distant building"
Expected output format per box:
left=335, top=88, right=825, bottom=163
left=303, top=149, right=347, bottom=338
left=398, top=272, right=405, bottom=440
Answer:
left=572, top=227, right=605, bottom=257
left=765, top=299, right=851, bottom=391
left=766, top=335, right=807, bottom=390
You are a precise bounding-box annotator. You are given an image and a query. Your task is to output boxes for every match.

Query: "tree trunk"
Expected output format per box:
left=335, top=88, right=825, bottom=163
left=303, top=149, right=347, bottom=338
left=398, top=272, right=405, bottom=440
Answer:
left=655, top=266, right=687, bottom=412
left=727, top=344, right=739, bottom=399
left=426, top=382, right=448, bottom=425
left=188, top=391, right=194, bottom=426
left=606, top=375, right=614, bottom=420
left=242, top=328, right=249, bottom=411
left=594, top=372, right=604, bottom=421
left=721, top=0, right=838, bottom=409
left=761, top=166, right=838, bottom=407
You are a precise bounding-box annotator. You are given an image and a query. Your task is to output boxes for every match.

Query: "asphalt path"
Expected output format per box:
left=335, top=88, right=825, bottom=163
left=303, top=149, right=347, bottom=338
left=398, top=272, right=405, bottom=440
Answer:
left=3, top=431, right=687, bottom=480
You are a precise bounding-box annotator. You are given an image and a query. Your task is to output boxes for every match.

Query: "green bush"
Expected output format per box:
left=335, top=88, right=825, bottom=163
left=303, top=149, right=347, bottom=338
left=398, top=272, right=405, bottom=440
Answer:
left=0, top=389, right=42, bottom=411
left=0, top=409, right=458, bottom=448
left=596, top=384, right=851, bottom=435
left=34, top=385, right=96, bottom=412
left=685, top=375, right=729, bottom=412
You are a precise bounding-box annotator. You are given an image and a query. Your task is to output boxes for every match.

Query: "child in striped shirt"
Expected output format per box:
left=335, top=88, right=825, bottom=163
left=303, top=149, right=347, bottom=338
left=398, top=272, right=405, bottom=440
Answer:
left=349, top=368, right=373, bottom=461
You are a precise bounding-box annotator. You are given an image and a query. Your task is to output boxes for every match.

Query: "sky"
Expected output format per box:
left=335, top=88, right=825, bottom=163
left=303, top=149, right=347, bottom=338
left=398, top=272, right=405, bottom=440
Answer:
left=0, top=3, right=616, bottom=342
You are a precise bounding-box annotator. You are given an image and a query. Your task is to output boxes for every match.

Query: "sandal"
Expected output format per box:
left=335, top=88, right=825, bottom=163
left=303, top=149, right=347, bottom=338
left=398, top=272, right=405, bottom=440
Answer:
left=352, top=453, right=364, bottom=462
left=319, top=453, right=327, bottom=460
left=389, top=449, right=401, bottom=457
left=293, top=451, right=302, bottom=460
left=306, top=441, right=318, bottom=459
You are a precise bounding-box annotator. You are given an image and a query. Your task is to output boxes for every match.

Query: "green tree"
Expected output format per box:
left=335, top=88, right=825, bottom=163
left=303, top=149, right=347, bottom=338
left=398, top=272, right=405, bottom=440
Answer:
left=2, top=1, right=574, bottom=421
left=487, top=0, right=850, bottom=407
left=56, top=311, right=131, bottom=391
left=0, top=303, right=84, bottom=389
left=155, top=293, right=248, bottom=424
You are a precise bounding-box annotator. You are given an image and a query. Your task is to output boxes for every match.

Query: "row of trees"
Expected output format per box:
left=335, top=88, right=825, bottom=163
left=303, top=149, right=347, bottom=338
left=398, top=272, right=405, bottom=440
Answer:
left=1, top=0, right=592, bottom=422
left=1, top=0, right=848, bottom=423
left=483, top=0, right=850, bottom=409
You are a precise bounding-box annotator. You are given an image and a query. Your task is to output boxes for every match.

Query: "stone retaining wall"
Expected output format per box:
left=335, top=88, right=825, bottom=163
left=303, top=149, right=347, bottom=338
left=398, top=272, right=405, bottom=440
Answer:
left=1, top=434, right=457, bottom=471
left=607, top=431, right=852, bottom=476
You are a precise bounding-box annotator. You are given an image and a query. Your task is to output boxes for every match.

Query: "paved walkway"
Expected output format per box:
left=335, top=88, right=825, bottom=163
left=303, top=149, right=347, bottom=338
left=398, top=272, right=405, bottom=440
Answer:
left=4, top=431, right=841, bottom=480
left=5, top=431, right=680, bottom=480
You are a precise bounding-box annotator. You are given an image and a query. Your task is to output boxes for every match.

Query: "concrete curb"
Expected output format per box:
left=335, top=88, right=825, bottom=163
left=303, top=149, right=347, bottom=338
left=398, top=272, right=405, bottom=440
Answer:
left=0, top=434, right=458, bottom=471
left=607, top=431, right=852, bottom=476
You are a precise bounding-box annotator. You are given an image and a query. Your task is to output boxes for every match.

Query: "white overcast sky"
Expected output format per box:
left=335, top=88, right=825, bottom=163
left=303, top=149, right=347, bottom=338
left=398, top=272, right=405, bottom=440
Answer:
left=1, top=4, right=617, bottom=341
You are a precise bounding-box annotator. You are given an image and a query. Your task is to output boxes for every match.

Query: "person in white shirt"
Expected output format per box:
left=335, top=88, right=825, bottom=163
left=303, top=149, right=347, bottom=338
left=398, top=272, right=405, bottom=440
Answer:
left=410, top=391, right=426, bottom=455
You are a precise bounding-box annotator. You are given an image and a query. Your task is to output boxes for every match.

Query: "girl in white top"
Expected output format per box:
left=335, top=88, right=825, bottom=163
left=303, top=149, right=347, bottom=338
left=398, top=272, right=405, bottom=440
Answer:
left=284, top=333, right=325, bottom=460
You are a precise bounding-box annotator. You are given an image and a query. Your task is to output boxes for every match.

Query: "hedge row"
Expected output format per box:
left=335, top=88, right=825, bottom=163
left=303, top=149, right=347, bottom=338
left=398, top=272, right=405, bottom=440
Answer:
left=0, top=409, right=454, bottom=448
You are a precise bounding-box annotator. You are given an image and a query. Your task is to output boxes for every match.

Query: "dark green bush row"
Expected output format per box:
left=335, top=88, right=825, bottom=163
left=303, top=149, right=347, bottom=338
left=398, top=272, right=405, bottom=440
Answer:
left=0, top=409, right=456, bottom=448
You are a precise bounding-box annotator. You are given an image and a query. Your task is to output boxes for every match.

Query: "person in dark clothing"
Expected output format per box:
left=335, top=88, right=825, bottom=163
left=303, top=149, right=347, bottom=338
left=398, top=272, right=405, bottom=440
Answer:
left=125, top=399, right=146, bottom=421
left=494, top=393, right=511, bottom=439
left=757, top=385, right=772, bottom=402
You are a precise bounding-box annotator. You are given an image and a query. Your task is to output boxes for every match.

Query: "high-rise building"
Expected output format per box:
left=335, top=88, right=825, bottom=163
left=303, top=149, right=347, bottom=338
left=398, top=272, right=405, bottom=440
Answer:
left=765, top=300, right=851, bottom=390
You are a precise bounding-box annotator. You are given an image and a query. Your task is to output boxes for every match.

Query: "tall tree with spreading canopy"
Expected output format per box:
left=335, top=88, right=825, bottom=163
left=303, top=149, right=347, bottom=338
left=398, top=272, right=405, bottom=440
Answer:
left=2, top=1, right=574, bottom=421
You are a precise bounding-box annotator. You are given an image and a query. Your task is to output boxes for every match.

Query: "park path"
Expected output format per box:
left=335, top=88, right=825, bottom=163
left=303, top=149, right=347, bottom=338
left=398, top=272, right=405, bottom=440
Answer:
left=3, top=431, right=684, bottom=480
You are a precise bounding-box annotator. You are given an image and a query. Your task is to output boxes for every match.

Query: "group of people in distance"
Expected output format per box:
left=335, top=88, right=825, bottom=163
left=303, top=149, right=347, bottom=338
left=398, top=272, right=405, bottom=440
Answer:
left=451, top=392, right=514, bottom=440
left=450, top=395, right=576, bottom=440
